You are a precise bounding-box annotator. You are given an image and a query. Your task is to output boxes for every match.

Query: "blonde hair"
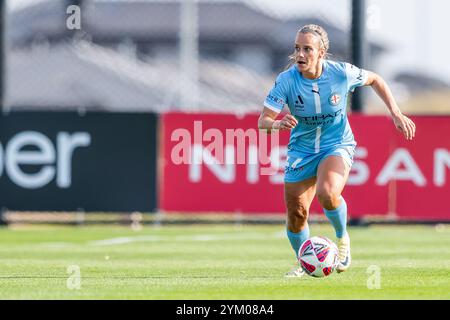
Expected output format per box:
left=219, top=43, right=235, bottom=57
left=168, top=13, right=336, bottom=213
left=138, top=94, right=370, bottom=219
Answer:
left=285, top=24, right=330, bottom=70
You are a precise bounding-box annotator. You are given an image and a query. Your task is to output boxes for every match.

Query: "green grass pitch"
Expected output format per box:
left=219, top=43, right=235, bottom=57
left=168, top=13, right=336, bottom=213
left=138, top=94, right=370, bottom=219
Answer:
left=0, top=223, right=449, bottom=299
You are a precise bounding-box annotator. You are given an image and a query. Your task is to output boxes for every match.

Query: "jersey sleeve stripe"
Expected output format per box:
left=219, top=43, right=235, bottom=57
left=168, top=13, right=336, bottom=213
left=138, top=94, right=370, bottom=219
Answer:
left=263, top=101, right=282, bottom=113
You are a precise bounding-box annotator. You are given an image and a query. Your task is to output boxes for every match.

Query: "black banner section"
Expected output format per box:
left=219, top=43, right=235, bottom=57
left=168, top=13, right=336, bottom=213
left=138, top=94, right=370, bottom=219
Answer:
left=0, top=300, right=435, bottom=319
left=0, top=112, right=158, bottom=212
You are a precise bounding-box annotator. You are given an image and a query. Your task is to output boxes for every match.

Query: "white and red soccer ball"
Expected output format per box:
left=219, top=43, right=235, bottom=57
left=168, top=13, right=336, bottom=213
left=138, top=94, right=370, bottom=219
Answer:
left=298, top=236, right=340, bottom=277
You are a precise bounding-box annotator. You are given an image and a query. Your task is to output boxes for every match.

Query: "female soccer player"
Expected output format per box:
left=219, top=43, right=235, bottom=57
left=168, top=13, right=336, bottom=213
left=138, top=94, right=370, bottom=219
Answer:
left=258, top=24, right=416, bottom=277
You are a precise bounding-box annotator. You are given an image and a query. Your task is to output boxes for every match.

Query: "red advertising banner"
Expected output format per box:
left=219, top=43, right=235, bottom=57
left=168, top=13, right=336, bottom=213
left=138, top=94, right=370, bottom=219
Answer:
left=160, top=113, right=450, bottom=221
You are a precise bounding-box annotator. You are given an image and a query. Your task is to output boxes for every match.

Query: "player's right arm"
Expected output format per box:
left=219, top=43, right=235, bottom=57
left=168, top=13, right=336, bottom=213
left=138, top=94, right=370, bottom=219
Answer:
left=259, top=73, right=298, bottom=132
left=258, top=107, right=298, bottom=133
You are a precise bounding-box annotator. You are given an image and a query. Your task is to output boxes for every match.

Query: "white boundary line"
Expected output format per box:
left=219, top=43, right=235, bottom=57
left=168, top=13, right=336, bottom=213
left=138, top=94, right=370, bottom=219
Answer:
left=38, top=232, right=286, bottom=247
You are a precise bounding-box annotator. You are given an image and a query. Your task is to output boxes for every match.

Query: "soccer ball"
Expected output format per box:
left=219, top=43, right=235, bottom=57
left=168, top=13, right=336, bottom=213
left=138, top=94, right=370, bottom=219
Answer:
left=298, top=236, right=339, bottom=277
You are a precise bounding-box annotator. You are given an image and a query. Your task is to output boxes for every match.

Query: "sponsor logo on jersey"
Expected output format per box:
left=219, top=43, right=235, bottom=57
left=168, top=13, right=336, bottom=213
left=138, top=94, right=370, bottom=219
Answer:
left=357, top=68, right=364, bottom=81
left=296, top=109, right=343, bottom=126
left=267, top=94, right=284, bottom=106
left=297, top=109, right=343, bottom=122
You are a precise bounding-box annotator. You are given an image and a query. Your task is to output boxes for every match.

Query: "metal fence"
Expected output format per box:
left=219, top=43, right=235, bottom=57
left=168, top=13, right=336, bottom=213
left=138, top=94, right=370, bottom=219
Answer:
left=4, top=0, right=450, bottom=114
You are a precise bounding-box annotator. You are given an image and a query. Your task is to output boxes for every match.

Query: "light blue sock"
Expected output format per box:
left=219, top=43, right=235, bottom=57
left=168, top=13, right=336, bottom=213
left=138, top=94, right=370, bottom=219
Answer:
left=323, top=196, right=348, bottom=239
left=286, top=225, right=310, bottom=258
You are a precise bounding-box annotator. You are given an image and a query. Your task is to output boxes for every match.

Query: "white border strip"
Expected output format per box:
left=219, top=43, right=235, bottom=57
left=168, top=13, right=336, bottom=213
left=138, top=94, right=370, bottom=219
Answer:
left=312, top=83, right=321, bottom=113
left=263, top=101, right=282, bottom=114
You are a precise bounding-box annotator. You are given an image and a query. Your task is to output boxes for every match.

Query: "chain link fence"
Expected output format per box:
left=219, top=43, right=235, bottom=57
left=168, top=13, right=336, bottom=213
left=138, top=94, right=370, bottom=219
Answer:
left=4, top=0, right=450, bottom=114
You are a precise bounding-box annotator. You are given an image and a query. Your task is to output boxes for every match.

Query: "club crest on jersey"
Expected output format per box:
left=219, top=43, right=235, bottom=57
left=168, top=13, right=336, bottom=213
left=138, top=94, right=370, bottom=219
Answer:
left=329, top=93, right=341, bottom=106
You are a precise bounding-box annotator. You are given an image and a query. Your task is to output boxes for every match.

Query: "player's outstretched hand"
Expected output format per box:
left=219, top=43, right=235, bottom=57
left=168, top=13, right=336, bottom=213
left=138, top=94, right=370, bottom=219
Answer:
left=392, top=113, right=416, bottom=140
left=273, top=114, right=298, bottom=130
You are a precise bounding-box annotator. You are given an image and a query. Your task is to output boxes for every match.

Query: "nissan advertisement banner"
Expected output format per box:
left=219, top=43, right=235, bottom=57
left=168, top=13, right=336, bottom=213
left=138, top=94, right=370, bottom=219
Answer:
left=161, top=113, right=450, bottom=221
left=0, top=112, right=158, bottom=212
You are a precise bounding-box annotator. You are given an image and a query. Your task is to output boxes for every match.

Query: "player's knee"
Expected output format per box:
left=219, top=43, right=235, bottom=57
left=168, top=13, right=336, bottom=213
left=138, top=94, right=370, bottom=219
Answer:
left=317, top=190, right=340, bottom=210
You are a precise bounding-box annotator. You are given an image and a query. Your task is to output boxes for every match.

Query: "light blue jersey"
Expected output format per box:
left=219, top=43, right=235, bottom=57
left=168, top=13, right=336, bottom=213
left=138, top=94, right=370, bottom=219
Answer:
left=264, top=60, right=367, bottom=153
left=264, top=60, right=368, bottom=182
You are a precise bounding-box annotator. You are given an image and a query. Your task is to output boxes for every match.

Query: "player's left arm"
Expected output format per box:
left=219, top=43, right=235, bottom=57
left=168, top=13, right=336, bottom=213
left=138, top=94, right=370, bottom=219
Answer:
left=364, top=72, right=416, bottom=140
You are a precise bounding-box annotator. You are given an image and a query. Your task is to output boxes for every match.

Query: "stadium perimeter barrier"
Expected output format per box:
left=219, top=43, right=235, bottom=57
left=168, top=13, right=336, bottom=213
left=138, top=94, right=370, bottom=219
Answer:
left=0, top=111, right=158, bottom=214
left=160, top=112, right=450, bottom=223
left=1, top=111, right=449, bottom=224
